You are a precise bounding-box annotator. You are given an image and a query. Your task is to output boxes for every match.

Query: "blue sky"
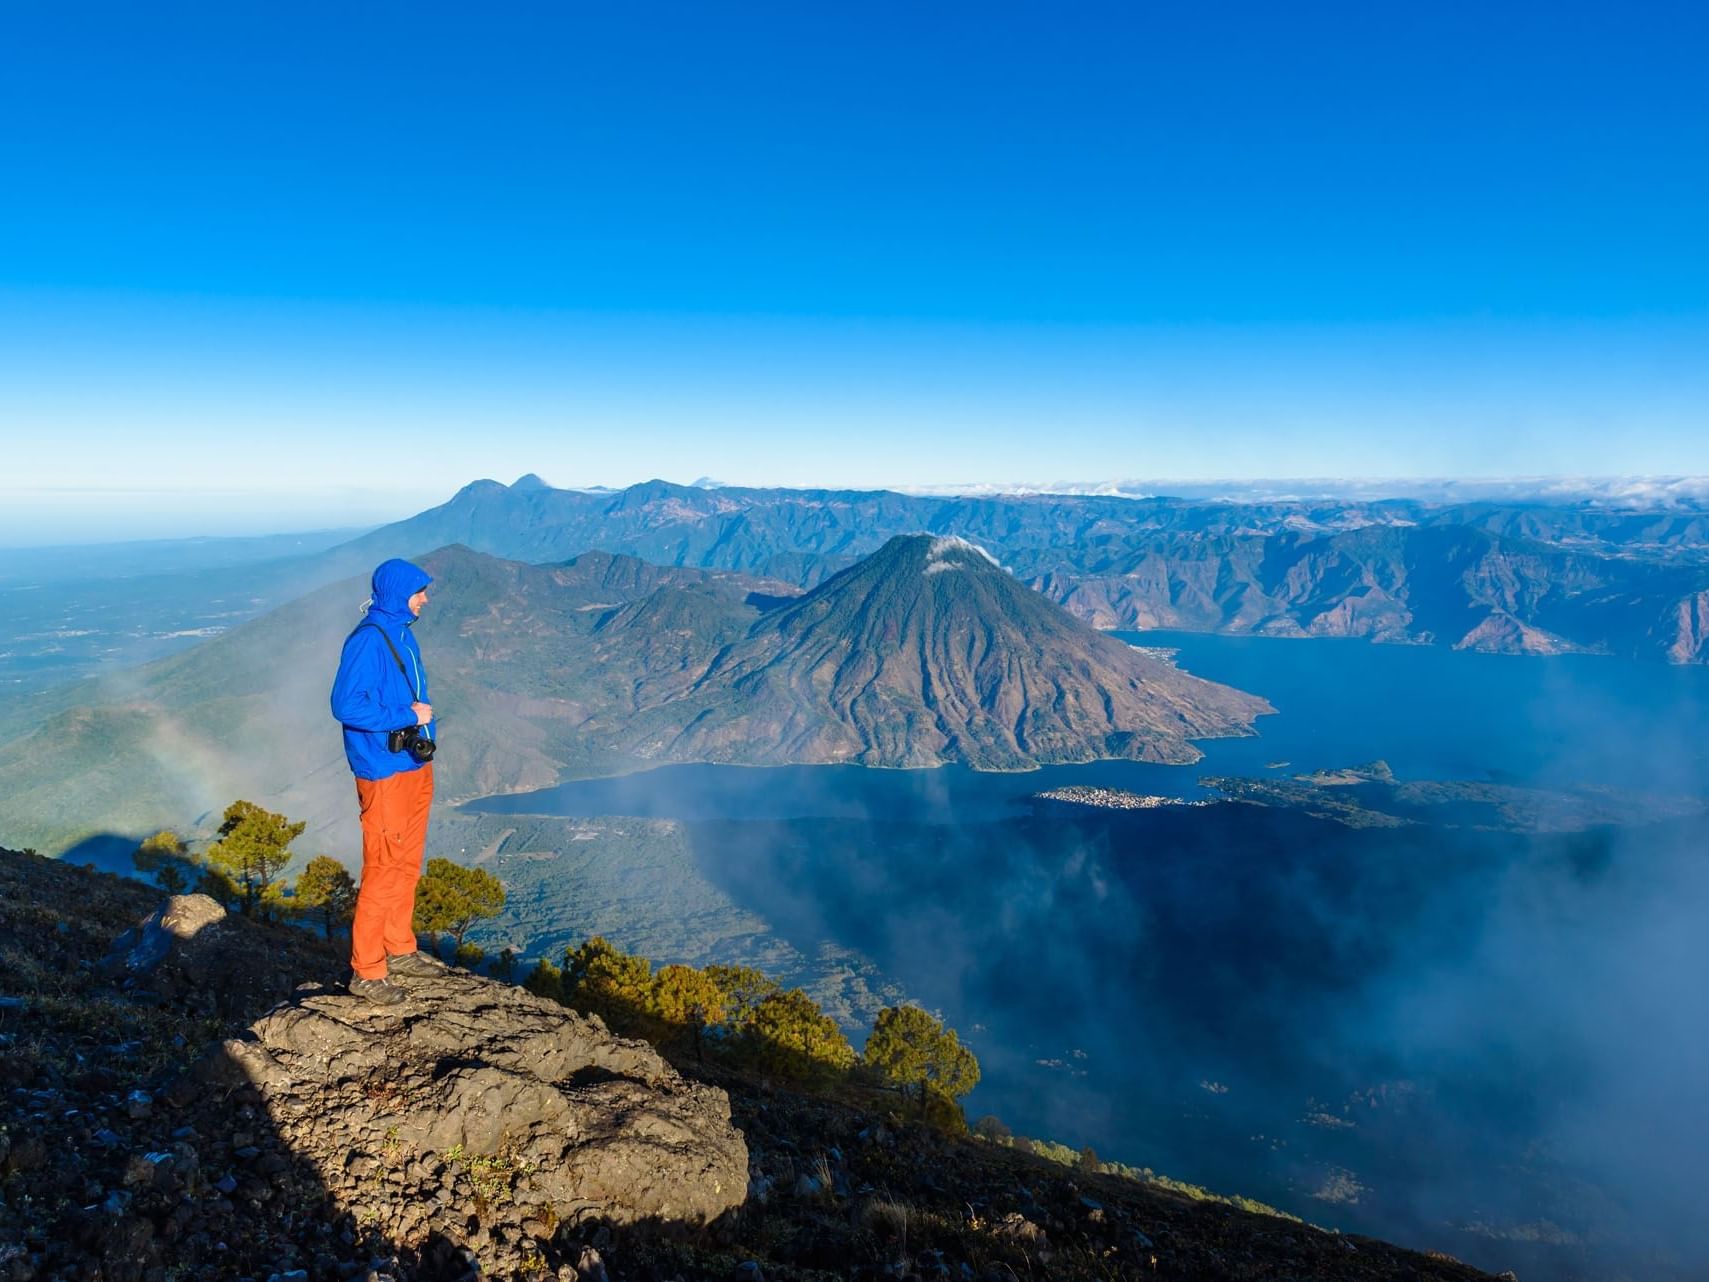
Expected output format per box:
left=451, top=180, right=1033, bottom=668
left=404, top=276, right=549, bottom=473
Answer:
left=2, top=1, right=1706, bottom=542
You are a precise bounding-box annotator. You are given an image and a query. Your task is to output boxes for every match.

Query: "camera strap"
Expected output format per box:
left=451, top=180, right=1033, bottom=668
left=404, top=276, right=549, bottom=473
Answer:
left=358, top=623, right=417, bottom=700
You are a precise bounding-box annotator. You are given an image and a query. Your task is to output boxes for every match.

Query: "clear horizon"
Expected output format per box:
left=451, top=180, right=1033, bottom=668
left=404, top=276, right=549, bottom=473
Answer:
left=2, top=2, right=1705, bottom=544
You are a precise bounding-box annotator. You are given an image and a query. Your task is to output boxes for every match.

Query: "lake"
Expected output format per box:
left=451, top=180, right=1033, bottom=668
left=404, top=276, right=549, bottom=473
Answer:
left=470, top=630, right=1709, bottom=823
left=467, top=634, right=1709, bottom=1281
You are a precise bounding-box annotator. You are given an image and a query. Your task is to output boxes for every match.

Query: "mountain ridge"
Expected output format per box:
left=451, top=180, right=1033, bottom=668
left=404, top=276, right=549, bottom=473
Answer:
left=635, top=534, right=1269, bottom=769
left=245, top=480, right=1709, bottom=665
left=0, top=539, right=1267, bottom=853
left=7, top=479, right=1709, bottom=707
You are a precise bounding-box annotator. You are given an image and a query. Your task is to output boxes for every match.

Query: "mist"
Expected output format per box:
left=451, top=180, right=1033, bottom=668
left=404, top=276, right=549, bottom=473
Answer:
left=539, top=637, right=1709, bottom=1282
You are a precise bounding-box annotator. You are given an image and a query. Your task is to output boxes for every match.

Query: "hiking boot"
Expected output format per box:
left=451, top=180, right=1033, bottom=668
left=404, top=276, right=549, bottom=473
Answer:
left=385, top=950, right=444, bottom=979
left=349, top=975, right=407, bottom=1006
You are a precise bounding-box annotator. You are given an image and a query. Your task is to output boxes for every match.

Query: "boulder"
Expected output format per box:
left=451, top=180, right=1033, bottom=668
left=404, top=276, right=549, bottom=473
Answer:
left=207, top=966, right=746, bottom=1232
left=100, top=893, right=227, bottom=976
left=99, top=894, right=334, bottom=1018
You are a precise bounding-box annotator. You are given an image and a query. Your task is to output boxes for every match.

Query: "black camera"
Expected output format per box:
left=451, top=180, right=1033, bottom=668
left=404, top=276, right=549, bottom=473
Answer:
left=388, top=725, right=437, bottom=763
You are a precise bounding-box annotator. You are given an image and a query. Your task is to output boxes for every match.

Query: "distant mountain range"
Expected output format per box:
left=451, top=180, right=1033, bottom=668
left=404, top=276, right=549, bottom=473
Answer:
left=4, top=475, right=1708, bottom=710
left=0, top=537, right=1267, bottom=853
left=900, top=475, right=1709, bottom=509
left=323, top=476, right=1709, bottom=662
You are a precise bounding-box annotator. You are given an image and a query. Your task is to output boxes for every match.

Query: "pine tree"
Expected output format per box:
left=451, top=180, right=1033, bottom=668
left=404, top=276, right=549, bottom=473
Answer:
left=203, top=801, right=304, bottom=919
left=453, top=940, right=485, bottom=970
left=411, top=858, right=505, bottom=955
left=562, top=936, right=653, bottom=1034
left=649, top=964, right=728, bottom=1063
left=522, top=957, right=564, bottom=1002
left=862, top=1004, right=981, bottom=1121
left=744, top=987, right=856, bottom=1082
left=703, top=963, right=779, bottom=1028
left=294, top=855, right=357, bottom=939
left=132, top=830, right=195, bottom=895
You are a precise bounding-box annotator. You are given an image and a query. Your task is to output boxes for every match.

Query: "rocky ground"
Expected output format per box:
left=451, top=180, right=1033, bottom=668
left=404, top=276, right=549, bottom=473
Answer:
left=0, top=846, right=1501, bottom=1281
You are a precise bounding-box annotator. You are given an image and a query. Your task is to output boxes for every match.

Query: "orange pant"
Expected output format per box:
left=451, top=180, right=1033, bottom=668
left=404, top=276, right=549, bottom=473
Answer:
left=350, top=762, right=434, bottom=979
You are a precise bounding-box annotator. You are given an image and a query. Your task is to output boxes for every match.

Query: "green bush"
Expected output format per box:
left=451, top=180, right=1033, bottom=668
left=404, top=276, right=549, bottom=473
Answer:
left=294, top=855, right=356, bottom=939
left=204, top=801, right=304, bottom=919
left=413, top=859, right=505, bottom=955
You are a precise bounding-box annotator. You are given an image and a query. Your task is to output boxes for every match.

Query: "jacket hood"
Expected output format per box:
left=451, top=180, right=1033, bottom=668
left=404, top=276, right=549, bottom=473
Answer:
left=369, top=558, right=432, bottom=617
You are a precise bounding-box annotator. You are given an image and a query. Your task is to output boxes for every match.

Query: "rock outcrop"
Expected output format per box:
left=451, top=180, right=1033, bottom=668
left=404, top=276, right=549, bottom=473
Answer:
left=96, top=890, right=328, bottom=1019
left=100, top=891, right=228, bottom=976
left=195, top=966, right=747, bottom=1241
left=1661, top=588, right=1709, bottom=664
left=1454, top=610, right=1588, bottom=656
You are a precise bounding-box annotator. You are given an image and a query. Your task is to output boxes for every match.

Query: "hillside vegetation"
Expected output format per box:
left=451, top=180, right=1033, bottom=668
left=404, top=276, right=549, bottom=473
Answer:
left=0, top=843, right=1499, bottom=1282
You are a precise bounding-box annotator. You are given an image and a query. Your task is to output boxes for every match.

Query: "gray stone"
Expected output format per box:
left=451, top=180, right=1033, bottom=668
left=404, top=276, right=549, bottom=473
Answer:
left=158, top=894, right=229, bottom=939
left=101, top=894, right=227, bottom=976
left=240, top=966, right=747, bottom=1230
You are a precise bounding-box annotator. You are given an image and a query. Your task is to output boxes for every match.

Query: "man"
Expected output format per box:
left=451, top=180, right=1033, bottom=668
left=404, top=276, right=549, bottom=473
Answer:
left=330, top=557, right=440, bottom=1005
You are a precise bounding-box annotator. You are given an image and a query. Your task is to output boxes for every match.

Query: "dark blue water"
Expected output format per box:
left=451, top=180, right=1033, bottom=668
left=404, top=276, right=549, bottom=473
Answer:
left=468, top=631, right=1709, bottom=822
left=464, top=635, right=1709, bottom=1279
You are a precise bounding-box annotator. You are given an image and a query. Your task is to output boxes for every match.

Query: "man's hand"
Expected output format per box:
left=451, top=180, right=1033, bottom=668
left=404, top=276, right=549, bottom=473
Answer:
left=411, top=702, right=433, bottom=726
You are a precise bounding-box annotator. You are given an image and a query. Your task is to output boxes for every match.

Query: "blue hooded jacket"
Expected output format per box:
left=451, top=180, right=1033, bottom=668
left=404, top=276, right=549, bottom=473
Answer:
left=330, top=558, right=435, bottom=781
